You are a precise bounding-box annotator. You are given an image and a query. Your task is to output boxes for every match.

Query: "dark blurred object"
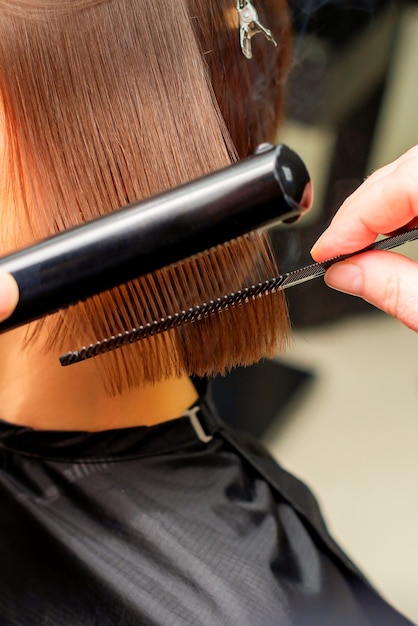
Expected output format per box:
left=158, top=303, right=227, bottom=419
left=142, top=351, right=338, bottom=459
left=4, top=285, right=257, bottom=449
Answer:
left=290, top=0, right=389, bottom=45
left=212, top=360, right=312, bottom=438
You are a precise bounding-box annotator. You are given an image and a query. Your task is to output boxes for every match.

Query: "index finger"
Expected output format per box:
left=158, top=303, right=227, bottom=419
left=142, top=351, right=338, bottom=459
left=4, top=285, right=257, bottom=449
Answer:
left=311, top=147, right=418, bottom=261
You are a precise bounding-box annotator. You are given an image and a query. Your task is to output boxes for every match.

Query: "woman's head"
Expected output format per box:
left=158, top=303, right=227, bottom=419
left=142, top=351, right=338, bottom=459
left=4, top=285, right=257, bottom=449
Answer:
left=0, top=0, right=291, bottom=394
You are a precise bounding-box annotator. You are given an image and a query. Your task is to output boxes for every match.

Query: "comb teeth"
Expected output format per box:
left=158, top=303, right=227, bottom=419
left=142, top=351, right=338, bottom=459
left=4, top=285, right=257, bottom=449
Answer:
left=59, top=227, right=418, bottom=367
left=59, top=276, right=287, bottom=366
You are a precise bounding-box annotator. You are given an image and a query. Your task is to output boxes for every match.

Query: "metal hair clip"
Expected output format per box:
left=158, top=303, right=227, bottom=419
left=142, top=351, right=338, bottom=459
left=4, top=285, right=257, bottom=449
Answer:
left=237, top=0, right=278, bottom=59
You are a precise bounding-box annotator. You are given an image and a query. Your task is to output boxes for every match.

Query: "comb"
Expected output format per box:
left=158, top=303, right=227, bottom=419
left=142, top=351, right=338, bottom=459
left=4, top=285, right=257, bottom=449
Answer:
left=59, top=227, right=418, bottom=366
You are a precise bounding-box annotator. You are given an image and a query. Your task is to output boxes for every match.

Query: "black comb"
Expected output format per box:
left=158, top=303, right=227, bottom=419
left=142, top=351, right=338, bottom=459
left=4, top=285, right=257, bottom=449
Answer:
left=59, top=227, right=418, bottom=366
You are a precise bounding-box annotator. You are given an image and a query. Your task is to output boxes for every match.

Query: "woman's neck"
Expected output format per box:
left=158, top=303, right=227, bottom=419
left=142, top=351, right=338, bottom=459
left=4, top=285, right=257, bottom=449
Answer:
left=0, top=327, right=198, bottom=431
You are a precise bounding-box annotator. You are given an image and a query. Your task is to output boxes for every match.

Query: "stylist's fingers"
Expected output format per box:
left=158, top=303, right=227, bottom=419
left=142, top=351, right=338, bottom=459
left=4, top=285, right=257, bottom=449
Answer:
left=312, top=147, right=418, bottom=261
left=0, top=272, right=19, bottom=322
left=325, top=251, right=418, bottom=331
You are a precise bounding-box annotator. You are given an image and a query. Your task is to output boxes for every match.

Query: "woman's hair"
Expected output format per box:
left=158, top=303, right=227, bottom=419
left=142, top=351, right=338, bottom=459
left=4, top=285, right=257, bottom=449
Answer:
left=0, top=0, right=292, bottom=394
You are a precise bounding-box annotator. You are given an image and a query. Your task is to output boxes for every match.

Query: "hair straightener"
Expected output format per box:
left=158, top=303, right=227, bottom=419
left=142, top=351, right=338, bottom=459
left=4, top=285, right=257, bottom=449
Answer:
left=0, top=144, right=311, bottom=335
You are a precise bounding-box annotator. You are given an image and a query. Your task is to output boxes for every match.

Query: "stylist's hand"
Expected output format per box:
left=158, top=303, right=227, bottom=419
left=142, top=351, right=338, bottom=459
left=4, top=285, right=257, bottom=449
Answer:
left=311, top=145, right=418, bottom=332
left=0, top=271, right=19, bottom=322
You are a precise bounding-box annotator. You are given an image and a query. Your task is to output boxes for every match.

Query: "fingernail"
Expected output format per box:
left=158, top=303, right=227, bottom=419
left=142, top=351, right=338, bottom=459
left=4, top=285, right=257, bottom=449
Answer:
left=0, top=272, right=19, bottom=322
left=310, top=233, right=328, bottom=260
left=325, top=262, right=364, bottom=296
left=310, top=238, right=322, bottom=257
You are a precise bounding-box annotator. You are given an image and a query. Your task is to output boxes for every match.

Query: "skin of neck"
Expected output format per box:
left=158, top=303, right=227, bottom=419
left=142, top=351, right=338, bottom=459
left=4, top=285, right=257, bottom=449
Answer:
left=0, top=326, right=198, bottom=432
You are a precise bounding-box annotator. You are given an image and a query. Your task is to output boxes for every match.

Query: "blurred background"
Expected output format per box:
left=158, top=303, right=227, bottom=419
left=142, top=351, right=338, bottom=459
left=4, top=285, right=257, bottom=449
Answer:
left=213, top=0, right=418, bottom=622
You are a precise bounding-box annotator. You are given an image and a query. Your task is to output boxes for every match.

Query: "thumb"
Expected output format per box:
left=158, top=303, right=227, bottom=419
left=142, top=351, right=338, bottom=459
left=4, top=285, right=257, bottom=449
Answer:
left=324, top=251, right=418, bottom=332
left=0, top=272, right=19, bottom=323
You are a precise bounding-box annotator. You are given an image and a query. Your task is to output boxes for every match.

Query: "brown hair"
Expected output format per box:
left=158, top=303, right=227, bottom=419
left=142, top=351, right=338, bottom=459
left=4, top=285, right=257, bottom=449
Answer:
left=0, top=0, right=292, bottom=394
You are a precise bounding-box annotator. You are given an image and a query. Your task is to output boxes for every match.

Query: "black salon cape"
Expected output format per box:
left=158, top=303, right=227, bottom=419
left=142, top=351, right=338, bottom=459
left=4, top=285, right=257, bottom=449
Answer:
left=0, top=387, right=413, bottom=626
